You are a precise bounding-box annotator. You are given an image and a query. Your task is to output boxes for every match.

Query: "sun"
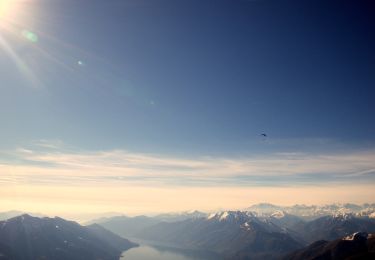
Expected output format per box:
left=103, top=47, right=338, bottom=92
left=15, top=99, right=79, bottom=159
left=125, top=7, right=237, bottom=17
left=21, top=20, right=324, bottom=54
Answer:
left=0, top=0, right=34, bottom=30
left=0, top=0, right=41, bottom=88
left=0, top=0, right=18, bottom=20
left=0, top=0, right=37, bottom=39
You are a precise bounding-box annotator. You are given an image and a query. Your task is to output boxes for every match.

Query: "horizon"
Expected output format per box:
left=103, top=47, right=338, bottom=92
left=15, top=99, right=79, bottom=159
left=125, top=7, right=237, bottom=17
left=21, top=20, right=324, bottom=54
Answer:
left=1, top=0, right=375, bottom=221
left=2, top=201, right=375, bottom=223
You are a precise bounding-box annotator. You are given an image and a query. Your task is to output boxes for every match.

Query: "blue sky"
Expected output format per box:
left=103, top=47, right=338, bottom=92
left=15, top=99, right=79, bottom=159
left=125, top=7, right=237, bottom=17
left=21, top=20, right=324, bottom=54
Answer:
left=0, top=0, right=374, bottom=217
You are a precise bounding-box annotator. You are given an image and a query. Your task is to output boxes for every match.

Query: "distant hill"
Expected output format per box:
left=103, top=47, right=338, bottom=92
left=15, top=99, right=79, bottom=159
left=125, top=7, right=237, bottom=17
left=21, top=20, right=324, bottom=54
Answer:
left=93, top=215, right=160, bottom=238
left=284, top=232, right=375, bottom=260
left=93, top=211, right=208, bottom=238
left=0, top=214, right=137, bottom=260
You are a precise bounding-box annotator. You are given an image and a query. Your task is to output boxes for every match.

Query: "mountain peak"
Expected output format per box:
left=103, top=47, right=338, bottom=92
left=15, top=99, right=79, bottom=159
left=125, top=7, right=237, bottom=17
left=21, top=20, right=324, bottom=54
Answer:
left=332, top=212, right=356, bottom=220
left=207, top=211, right=256, bottom=222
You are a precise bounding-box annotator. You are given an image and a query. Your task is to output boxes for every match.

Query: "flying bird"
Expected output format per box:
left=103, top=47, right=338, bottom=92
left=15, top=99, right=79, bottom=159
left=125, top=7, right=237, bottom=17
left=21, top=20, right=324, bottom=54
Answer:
left=260, top=133, right=267, bottom=137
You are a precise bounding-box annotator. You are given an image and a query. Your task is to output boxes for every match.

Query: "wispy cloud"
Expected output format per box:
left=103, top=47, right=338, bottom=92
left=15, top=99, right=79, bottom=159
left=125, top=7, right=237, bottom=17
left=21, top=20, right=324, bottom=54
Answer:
left=1, top=142, right=375, bottom=187
left=30, top=139, right=65, bottom=149
left=1, top=141, right=375, bottom=216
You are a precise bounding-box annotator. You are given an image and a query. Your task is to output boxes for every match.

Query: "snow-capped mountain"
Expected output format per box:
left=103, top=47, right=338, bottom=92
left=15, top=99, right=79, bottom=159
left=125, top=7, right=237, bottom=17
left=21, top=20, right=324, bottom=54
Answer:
left=154, top=210, right=207, bottom=222
left=89, top=206, right=375, bottom=259
left=264, top=210, right=305, bottom=231
left=207, top=210, right=255, bottom=222
left=247, top=203, right=375, bottom=220
left=136, top=210, right=303, bottom=259
left=292, top=213, right=375, bottom=243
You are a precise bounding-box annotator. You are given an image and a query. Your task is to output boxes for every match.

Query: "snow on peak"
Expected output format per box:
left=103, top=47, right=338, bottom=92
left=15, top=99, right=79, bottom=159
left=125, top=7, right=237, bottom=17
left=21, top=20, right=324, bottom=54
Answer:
left=207, top=211, right=256, bottom=222
left=332, top=212, right=355, bottom=220
left=241, top=221, right=253, bottom=231
left=220, top=211, right=229, bottom=220
left=342, top=232, right=368, bottom=241
left=271, top=210, right=285, bottom=219
left=207, top=211, right=231, bottom=221
left=246, top=203, right=375, bottom=219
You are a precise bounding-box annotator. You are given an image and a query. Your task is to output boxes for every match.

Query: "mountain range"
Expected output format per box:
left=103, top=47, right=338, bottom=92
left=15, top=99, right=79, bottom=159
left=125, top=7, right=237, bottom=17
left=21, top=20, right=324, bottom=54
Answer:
left=84, top=210, right=209, bottom=239
left=247, top=203, right=375, bottom=220
left=291, top=213, right=375, bottom=243
left=93, top=203, right=375, bottom=259
left=136, top=211, right=303, bottom=259
left=2, top=203, right=375, bottom=259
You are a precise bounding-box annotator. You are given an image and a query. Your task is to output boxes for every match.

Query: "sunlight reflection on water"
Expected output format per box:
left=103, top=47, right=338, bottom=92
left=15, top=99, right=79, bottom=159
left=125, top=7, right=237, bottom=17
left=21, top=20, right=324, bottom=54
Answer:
left=120, top=244, right=219, bottom=260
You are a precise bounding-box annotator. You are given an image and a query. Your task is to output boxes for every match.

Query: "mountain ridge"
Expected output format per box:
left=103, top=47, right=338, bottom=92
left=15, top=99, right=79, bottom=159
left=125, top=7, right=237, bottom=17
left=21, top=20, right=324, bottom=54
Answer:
left=0, top=214, right=137, bottom=260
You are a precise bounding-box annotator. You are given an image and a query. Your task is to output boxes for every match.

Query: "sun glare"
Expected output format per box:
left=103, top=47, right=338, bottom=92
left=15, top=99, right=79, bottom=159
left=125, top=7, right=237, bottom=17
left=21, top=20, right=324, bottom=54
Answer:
left=0, top=0, right=18, bottom=20
left=0, top=0, right=35, bottom=33
left=0, top=0, right=42, bottom=88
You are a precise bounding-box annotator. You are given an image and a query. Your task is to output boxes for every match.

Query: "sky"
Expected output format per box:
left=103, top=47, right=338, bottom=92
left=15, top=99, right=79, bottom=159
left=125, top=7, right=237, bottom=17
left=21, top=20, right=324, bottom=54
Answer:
left=0, top=0, right=375, bottom=220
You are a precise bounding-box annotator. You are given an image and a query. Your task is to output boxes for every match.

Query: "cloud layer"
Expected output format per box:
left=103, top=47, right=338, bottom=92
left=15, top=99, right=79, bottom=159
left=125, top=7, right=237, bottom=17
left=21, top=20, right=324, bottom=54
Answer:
left=1, top=141, right=375, bottom=218
left=1, top=142, right=375, bottom=187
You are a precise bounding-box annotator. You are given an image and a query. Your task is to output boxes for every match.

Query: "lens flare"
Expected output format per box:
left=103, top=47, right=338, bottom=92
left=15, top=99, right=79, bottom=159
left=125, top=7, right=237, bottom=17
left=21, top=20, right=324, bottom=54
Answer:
left=21, top=29, right=38, bottom=42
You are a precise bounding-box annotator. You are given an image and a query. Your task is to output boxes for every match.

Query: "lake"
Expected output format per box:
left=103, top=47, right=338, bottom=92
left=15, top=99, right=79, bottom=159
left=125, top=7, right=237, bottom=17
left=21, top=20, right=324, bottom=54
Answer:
left=120, top=244, right=221, bottom=260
